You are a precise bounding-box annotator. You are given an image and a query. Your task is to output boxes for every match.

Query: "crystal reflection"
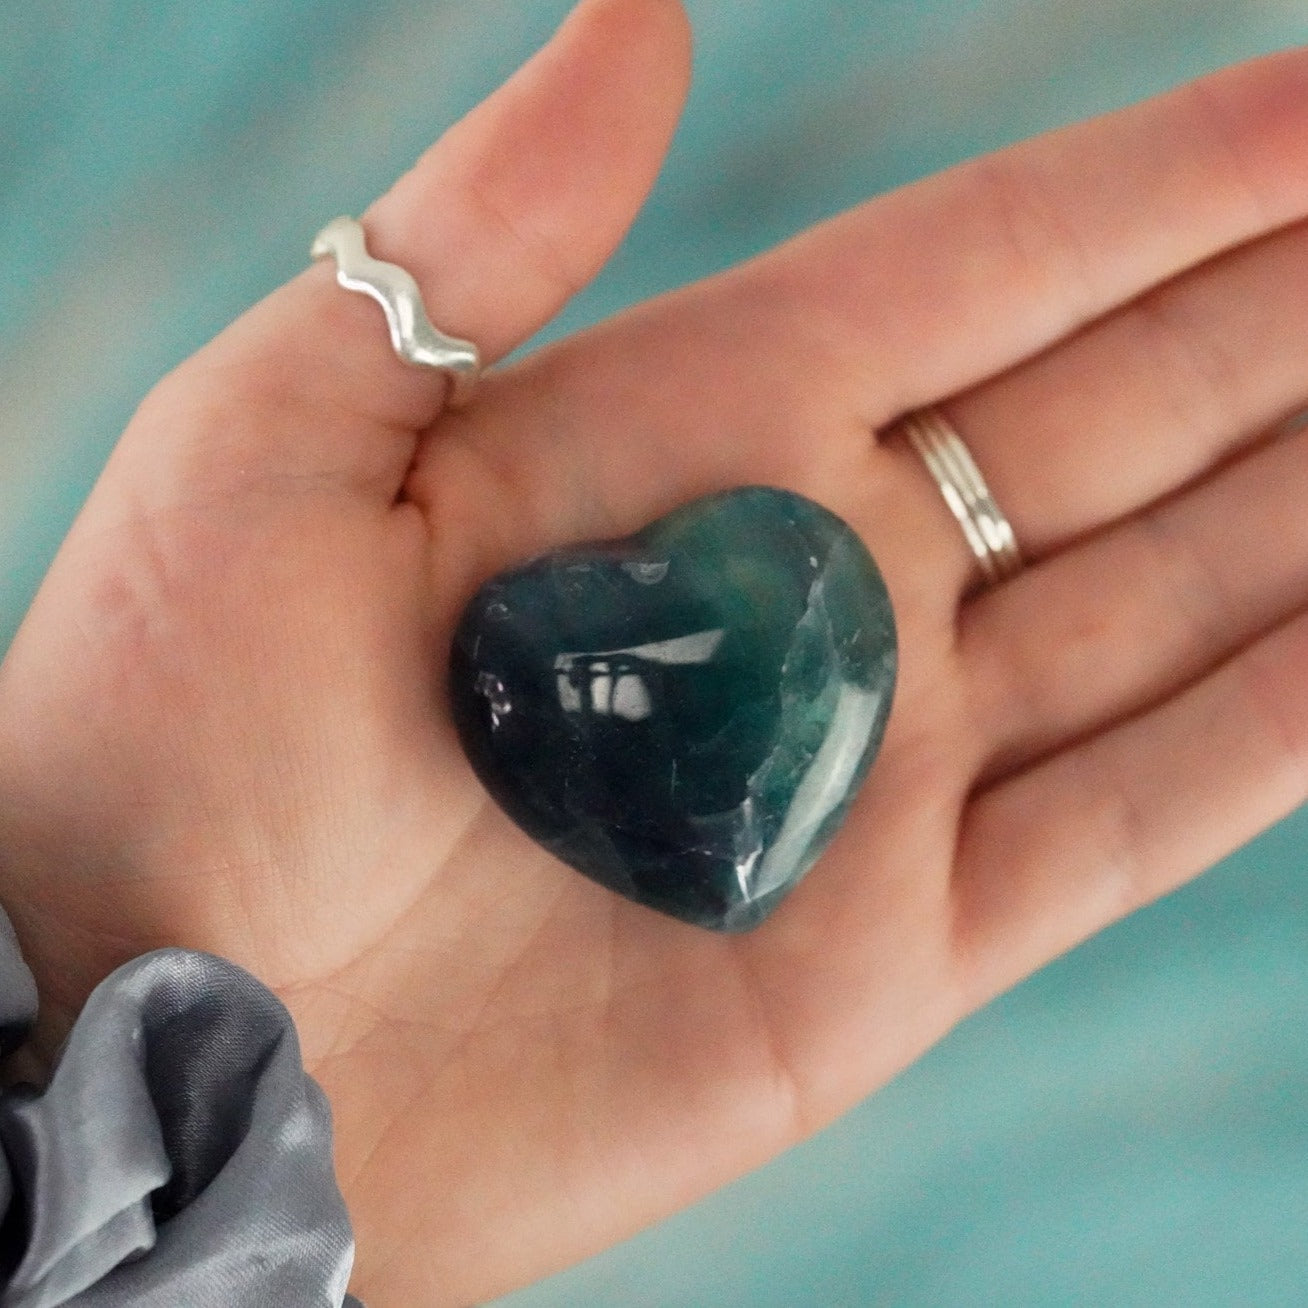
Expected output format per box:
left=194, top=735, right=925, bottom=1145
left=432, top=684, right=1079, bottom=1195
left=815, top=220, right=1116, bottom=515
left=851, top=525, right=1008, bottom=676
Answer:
left=748, top=681, right=883, bottom=898
left=553, top=629, right=725, bottom=721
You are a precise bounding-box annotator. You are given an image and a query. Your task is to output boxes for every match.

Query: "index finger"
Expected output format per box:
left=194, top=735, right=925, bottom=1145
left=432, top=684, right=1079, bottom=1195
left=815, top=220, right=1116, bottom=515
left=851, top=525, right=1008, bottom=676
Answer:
left=760, top=45, right=1308, bottom=422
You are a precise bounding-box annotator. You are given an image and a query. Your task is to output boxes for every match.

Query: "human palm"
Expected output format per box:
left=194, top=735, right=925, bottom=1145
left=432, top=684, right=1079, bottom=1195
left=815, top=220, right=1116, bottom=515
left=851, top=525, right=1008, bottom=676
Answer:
left=3, top=3, right=1308, bottom=1304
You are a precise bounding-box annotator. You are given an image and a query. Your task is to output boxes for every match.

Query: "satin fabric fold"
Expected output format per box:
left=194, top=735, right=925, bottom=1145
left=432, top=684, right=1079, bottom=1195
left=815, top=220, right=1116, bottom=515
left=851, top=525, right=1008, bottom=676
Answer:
left=0, top=944, right=359, bottom=1306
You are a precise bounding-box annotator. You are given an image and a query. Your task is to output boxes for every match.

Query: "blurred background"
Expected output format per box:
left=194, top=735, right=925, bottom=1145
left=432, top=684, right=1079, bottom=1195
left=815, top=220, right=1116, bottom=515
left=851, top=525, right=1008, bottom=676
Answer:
left=3, top=0, right=1308, bottom=1302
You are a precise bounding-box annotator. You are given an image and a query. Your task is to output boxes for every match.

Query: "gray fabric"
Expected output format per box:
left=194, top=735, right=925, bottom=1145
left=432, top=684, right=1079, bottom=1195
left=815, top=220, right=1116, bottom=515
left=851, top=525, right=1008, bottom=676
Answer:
left=0, top=944, right=361, bottom=1307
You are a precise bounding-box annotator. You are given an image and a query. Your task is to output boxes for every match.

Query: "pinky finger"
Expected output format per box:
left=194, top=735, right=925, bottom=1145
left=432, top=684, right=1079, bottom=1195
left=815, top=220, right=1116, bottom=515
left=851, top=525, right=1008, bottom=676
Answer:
left=952, top=607, right=1308, bottom=1002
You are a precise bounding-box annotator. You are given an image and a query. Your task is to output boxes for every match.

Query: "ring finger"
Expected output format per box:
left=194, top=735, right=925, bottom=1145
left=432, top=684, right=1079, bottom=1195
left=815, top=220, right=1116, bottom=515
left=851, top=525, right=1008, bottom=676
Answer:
left=926, top=213, right=1308, bottom=572
left=964, top=415, right=1308, bottom=778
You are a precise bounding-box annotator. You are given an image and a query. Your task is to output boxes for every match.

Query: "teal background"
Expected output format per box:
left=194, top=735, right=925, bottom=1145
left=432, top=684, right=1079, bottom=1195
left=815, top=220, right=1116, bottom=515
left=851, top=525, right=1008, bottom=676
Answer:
left=3, top=1, right=1307, bottom=1303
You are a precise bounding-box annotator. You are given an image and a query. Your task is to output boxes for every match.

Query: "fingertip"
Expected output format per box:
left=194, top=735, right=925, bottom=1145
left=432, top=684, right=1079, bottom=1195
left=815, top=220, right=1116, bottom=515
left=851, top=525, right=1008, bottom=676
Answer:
left=145, top=0, right=696, bottom=502
left=440, top=0, right=694, bottom=224
left=539, top=0, right=694, bottom=232
left=579, top=0, right=694, bottom=97
left=367, top=0, right=693, bottom=362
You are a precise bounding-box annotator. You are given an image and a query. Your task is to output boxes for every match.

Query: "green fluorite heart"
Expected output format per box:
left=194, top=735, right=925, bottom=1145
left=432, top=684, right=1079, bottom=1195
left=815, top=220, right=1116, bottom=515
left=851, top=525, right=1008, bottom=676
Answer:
left=448, top=487, right=897, bottom=931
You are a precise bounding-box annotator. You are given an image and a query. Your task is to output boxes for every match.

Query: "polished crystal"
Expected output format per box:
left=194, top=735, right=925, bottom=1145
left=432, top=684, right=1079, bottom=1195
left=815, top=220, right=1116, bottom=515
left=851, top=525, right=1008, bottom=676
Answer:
left=448, top=487, right=897, bottom=931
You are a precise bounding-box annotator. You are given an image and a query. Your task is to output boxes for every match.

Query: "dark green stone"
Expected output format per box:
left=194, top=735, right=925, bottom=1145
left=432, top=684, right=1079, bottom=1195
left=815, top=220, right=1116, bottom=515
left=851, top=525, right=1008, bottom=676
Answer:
left=448, top=486, right=897, bottom=932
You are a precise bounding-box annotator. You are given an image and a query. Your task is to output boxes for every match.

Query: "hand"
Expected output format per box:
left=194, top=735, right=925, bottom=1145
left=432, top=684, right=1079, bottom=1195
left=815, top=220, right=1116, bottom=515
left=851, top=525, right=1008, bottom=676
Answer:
left=2, top=1, right=1307, bottom=1301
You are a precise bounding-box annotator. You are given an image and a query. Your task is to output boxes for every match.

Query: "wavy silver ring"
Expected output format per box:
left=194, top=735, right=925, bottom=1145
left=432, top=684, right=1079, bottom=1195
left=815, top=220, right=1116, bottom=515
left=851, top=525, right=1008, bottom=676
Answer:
left=311, top=215, right=481, bottom=407
left=891, top=406, right=1023, bottom=587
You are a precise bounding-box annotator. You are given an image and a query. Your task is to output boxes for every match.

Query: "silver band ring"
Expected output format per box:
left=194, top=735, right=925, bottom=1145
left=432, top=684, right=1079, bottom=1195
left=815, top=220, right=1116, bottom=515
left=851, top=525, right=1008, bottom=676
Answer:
left=892, top=406, right=1023, bottom=587
left=311, top=215, right=482, bottom=407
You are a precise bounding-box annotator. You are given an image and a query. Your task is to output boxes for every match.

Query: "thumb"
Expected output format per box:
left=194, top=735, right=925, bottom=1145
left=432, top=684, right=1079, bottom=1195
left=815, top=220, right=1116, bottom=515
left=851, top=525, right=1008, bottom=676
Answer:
left=128, top=0, right=692, bottom=497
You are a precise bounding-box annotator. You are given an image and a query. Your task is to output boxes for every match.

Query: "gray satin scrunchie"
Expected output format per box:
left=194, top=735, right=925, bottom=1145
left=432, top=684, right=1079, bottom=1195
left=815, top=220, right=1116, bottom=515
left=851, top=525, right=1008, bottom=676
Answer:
left=0, top=918, right=361, bottom=1307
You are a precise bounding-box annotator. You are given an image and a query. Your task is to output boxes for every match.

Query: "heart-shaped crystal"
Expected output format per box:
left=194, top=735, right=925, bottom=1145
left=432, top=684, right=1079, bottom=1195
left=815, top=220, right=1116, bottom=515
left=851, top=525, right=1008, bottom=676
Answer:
left=448, top=486, right=896, bottom=931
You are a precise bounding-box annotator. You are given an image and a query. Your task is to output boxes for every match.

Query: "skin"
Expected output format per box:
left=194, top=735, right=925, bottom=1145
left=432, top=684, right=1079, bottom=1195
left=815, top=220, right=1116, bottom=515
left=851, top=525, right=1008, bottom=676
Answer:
left=1, top=0, right=1307, bottom=1301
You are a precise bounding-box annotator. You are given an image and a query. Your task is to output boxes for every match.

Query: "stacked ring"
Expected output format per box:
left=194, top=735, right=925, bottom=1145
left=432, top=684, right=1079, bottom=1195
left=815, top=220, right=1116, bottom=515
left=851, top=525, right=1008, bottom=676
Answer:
left=891, top=406, right=1023, bottom=587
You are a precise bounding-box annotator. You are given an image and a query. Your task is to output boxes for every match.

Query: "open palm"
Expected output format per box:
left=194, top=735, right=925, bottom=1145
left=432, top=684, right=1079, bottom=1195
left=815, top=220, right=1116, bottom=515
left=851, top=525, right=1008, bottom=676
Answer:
left=2, top=3, right=1307, bottom=1303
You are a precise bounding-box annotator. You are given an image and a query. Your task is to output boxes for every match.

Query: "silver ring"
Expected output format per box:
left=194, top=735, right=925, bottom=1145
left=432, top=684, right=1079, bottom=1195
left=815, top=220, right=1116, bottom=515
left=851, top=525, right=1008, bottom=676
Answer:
left=892, top=406, right=1022, bottom=587
left=311, top=215, right=481, bottom=407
